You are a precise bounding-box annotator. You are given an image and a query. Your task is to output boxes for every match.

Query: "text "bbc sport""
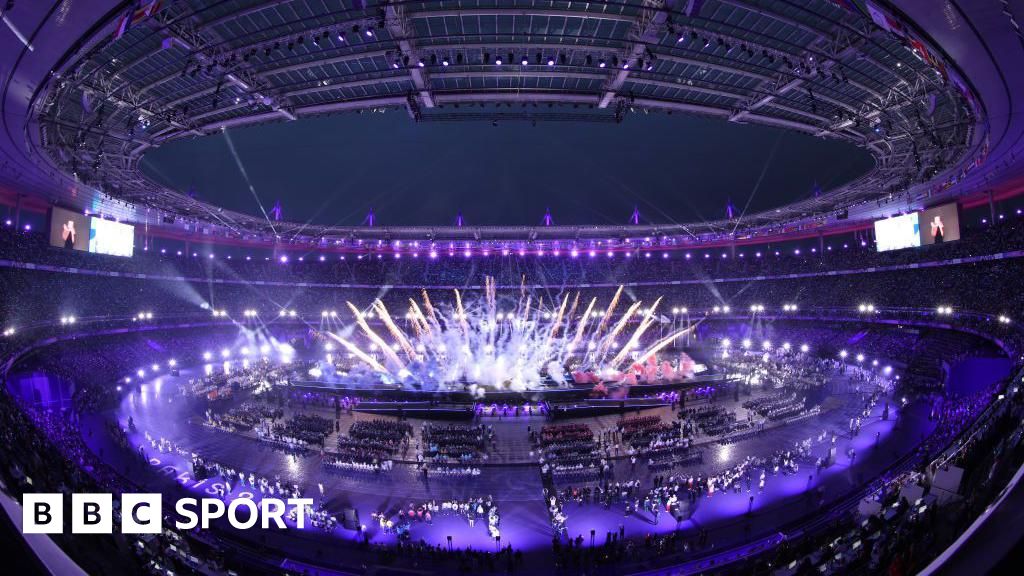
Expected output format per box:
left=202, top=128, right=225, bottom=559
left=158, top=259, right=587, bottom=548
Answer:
left=23, top=494, right=314, bottom=534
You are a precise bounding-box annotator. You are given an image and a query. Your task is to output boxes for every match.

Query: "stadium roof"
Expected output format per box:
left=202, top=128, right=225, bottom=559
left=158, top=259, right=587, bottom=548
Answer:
left=2, top=0, right=1014, bottom=244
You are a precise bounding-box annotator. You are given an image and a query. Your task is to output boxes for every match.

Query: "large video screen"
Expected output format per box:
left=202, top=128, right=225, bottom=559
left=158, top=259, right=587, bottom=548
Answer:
left=874, top=212, right=921, bottom=252
left=89, top=218, right=135, bottom=257
left=919, top=203, right=961, bottom=245
left=49, top=207, right=90, bottom=251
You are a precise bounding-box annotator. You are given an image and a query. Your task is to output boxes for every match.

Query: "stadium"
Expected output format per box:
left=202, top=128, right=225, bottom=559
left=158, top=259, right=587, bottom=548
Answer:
left=1, top=1, right=1023, bottom=575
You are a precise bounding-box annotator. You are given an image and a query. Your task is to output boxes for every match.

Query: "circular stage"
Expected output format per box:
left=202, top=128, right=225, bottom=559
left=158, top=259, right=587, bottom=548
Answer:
left=77, top=353, right=934, bottom=573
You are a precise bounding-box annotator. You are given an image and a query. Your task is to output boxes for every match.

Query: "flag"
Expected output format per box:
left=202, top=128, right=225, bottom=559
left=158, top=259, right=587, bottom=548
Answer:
left=865, top=1, right=904, bottom=36
left=949, top=69, right=976, bottom=112
left=113, top=1, right=163, bottom=40
left=908, top=37, right=935, bottom=66
left=829, top=0, right=863, bottom=15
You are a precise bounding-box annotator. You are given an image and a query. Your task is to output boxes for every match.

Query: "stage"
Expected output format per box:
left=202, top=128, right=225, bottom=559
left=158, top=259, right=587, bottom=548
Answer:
left=66, top=362, right=941, bottom=574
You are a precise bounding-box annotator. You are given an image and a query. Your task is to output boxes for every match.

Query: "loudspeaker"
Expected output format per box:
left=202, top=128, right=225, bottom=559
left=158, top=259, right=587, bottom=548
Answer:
left=341, top=507, right=360, bottom=530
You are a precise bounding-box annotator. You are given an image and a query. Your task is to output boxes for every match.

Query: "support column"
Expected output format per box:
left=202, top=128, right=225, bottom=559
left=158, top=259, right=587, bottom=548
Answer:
left=14, top=194, right=22, bottom=230
left=988, top=189, right=996, bottom=223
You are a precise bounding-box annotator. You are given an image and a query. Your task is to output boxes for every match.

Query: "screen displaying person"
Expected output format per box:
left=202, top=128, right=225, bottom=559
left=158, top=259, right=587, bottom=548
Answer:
left=930, top=215, right=944, bottom=244
left=62, top=219, right=77, bottom=249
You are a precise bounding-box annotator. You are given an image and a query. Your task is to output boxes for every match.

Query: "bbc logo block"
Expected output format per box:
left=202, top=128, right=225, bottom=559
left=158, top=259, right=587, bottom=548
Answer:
left=23, top=493, right=162, bottom=534
left=23, top=494, right=63, bottom=534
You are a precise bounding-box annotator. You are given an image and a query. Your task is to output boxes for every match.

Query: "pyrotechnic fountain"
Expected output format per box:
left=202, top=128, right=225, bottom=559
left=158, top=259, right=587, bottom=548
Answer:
left=322, top=279, right=695, bottom=393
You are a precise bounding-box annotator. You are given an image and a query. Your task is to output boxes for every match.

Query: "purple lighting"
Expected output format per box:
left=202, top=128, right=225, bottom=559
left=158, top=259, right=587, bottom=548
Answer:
left=570, top=249, right=579, bottom=258
left=280, top=255, right=288, bottom=263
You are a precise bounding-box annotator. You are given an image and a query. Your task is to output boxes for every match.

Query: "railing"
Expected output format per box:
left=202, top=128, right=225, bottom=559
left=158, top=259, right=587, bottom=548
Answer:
left=1, top=246, right=1023, bottom=290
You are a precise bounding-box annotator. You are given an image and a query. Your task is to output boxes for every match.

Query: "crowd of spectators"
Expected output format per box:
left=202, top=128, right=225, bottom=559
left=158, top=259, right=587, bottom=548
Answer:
left=257, top=412, right=333, bottom=449
left=3, top=214, right=1024, bottom=288
left=0, top=216, right=1023, bottom=574
left=537, top=423, right=605, bottom=483
left=205, top=401, right=283, bottom=431
left=419, top=422, right=494, bottom=466
left=3, top=219, right=1024, bottom=332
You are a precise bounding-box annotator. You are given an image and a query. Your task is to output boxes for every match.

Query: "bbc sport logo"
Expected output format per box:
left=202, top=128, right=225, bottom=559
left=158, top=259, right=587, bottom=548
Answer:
left=23, top=493, right=313, bottom=534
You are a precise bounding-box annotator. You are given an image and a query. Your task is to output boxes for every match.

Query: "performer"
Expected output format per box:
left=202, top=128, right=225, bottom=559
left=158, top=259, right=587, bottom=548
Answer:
left=61, top=219, right=77, bottom=249
left=930, top=215, right=945, bottom=243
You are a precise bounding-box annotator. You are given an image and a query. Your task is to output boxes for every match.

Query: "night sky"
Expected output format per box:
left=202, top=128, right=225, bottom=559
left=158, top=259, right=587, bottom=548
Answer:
left=140, top=112, right=874, bottom=227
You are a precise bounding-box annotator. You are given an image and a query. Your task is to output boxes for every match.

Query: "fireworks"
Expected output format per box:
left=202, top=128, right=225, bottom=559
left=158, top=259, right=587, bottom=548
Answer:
left=327, top=279, right=694, bottom=392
